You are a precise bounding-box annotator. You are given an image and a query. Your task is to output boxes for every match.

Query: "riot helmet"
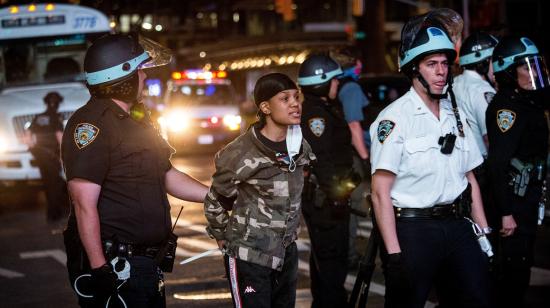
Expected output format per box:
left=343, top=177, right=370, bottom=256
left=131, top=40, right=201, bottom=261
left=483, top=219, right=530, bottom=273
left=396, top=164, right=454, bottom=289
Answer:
left=298, top=54, right=343, bottom=97
left=399, top=26, right=457, bottom=99
left=44, top=91, right=63, bottom=111
left=84, top=34, right=172, bottom=103
left=459, top=32, right=498, bottom=78
left=492, top=36, right=550, bottom=91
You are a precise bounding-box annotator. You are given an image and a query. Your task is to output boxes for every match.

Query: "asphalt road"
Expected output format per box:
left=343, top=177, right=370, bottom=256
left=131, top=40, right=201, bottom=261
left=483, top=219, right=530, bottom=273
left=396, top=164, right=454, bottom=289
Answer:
left=0, top=153, right=549, bottom=307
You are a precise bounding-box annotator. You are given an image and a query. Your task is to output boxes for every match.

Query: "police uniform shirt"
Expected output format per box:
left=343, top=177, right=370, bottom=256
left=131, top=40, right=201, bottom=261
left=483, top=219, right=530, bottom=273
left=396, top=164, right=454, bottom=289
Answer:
left=30, top=111, right=64, bottom=150
left=62, top=98, right=174, bottom=245
left=453, top=70, right=496, bottom=157
left=338, top=80, right=371, bottom=146
left=486, top=88, right=548, bottom=217
left=301, top=93, right=353, bottom=198
left=369, top=87, right=483, bottom=208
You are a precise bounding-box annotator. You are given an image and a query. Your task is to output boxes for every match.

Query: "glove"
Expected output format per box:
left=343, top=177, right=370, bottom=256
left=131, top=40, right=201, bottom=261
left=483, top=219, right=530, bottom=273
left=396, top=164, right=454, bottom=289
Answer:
left=90, top=263, right=118, bottom=302
left=361, top=159, right=372, bottom=178
left=383, top=253, right=413, bottom=302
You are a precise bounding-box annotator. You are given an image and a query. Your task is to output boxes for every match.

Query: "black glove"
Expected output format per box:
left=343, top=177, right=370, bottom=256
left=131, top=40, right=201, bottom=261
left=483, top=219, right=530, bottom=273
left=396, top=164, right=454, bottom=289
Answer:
left=383, top=253, right=413, bottom=302
left=90, top=263, right=118, bottom=302
left=361, top=159, right=371, bottom=178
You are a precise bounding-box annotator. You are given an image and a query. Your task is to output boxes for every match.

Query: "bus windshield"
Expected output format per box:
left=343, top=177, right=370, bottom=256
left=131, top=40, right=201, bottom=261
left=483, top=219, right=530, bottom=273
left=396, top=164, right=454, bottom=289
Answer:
left=0, top=34, right=105, bottom=87
left=0, top=3, right=110, bottom=89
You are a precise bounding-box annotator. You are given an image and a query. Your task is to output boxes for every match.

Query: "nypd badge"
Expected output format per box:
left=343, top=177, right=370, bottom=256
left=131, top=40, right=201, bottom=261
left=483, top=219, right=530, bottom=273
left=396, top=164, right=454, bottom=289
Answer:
left=74, top=123, right=99, bottom=149
left=496, top=109, right=516, bottom=133
left=377, top=120, right=395, bottom=143
left=308, top=117, right=326, bottom=137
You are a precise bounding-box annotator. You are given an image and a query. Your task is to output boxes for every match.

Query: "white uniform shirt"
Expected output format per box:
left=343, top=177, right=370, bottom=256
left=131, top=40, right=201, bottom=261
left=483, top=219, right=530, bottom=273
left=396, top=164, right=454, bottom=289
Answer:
left=369, top=87, right=483, bottom=208
left=452, top=70, right=496, bottom=157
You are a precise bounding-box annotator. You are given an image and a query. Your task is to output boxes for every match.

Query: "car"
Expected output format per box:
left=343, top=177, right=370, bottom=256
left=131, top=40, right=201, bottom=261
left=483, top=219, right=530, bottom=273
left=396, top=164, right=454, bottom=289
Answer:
left=158, top=70, right=242, bottom=153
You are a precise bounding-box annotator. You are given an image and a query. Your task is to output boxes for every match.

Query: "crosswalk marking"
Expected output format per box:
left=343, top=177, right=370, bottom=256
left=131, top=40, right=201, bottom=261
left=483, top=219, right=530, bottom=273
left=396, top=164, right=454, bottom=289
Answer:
left=19, top=249, right=67, bottom=266
left=0, top=267, right=25, bottom=278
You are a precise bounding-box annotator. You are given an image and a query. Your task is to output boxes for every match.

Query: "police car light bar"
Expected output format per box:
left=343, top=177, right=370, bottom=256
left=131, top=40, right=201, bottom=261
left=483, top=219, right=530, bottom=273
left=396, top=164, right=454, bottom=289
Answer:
left=171, top=70, right=227, bottom=80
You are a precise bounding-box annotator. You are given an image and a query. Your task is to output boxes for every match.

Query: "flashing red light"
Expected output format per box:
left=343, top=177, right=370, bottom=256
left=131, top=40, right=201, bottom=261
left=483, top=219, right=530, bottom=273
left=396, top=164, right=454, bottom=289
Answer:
left=171, top=70, right=227, bottom=81
left=210, top=116, right=219, bottom=124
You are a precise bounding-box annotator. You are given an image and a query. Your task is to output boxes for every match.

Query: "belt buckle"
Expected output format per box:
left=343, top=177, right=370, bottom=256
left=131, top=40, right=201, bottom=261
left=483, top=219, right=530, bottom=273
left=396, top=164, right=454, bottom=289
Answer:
left=431, top=206, right=446, bottom=218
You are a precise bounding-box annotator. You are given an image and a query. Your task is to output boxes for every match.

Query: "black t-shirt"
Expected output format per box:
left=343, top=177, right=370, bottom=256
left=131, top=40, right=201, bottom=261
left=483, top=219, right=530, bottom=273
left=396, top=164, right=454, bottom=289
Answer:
left=29, top=110, right=63, bottom=150
left=62, top=98, right=174, bottom=245
left=256, top=128, right=293, bottom=166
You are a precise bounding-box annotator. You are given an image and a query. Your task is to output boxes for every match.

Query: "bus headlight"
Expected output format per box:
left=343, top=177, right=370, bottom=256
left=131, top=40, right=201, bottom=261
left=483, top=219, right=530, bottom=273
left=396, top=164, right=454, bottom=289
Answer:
left=223, top=114, right=241, bottom=131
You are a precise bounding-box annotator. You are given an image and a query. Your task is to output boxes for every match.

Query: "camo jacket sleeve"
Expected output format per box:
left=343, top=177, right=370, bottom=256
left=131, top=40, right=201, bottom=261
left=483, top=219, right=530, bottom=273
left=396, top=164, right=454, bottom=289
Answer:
left=204, top=145, right=241, bottom=240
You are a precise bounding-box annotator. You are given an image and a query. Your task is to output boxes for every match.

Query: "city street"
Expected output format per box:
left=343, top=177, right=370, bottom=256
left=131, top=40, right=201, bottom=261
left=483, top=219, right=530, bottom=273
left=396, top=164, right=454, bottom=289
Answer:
left=0, top=154, right=549, bottom=307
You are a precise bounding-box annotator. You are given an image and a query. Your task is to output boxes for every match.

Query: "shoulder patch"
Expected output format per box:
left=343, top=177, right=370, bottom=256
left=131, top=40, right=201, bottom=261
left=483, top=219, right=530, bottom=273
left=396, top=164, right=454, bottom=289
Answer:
left=496, top=109, right=516, bottom=133
left=74, top=123, right=100, bottom=149
left=308, top=117, right=326, bottom=137
left=484, top=92, right=495, bottom=104
left=377, top=120, right=395, bottom=143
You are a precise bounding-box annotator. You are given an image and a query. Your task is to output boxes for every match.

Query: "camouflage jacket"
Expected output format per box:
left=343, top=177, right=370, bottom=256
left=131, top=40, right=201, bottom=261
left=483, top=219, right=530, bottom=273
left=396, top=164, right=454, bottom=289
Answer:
left=204, top=126, right=315, bottom=270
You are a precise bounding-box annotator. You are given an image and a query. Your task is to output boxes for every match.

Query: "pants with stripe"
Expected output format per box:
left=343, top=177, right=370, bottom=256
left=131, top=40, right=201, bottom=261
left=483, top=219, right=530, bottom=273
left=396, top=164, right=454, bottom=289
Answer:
left=223, top=243, right=298, bottom=308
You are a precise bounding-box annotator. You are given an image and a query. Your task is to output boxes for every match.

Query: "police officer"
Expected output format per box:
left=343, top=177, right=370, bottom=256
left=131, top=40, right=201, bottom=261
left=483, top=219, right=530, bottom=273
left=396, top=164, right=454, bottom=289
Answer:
left=330, top=46, right=371, bottom=268
left=62, top=34, right=208, bottom=307
left=454, top=32, right=499, bottom=158
left=369, top=19, right=492, bottom=308
left=298, top=54, right=355, bottom=308
left=27, top=91, right=70, bottom=223
left=486, top=36, right=550, bottom=308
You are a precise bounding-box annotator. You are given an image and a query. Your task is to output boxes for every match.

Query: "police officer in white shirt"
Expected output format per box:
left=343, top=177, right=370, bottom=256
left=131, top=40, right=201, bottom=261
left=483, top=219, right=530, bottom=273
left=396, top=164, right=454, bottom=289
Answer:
left=453, top=32, right=499, bottom=157
left=369, top=22, right=492, bottom=308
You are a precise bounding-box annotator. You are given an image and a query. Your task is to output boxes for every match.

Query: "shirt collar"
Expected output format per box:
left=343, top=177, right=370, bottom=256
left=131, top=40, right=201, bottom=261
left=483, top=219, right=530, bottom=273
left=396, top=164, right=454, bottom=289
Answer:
left=98, top=98, right=129, bottom=119
left=409, top=87, right=429, bottom=115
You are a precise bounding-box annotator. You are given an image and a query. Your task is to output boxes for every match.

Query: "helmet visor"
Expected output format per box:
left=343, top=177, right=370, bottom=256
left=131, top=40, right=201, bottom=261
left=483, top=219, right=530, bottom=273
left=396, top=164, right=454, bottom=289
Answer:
left=138, top=35, right=173, bottom=69
left=517, top=55, right=550, bottom=90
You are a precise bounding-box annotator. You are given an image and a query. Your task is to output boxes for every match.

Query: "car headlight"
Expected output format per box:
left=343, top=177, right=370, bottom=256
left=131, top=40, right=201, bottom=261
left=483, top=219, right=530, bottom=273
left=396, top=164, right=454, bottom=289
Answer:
left=223, top=114, right=241, bottom=131
left=159, top=110, right=190, bottom=133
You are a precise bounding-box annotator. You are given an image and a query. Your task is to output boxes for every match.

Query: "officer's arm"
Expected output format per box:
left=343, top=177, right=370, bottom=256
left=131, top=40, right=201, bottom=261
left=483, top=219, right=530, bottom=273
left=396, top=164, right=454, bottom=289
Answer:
left=349, top=121, right=369, bottom=160
left=466, top=171, right=489, bottom=229
left=371, top=170, right=400, bottom=253
left=165, top=167, right=208, bottom=203
left=67, top=178, right=105, bottom=269
left=486, top=107, right=523, bottom=217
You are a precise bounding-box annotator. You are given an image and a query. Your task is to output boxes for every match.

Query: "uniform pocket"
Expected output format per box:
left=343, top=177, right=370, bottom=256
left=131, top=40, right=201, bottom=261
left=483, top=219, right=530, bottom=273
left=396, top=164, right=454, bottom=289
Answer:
left=403, top=135, right=439, bottom=174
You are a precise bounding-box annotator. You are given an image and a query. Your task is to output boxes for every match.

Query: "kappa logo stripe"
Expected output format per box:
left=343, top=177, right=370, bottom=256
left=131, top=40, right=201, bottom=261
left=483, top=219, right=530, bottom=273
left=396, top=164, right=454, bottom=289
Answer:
left=228, top=257, right=242, bottom=308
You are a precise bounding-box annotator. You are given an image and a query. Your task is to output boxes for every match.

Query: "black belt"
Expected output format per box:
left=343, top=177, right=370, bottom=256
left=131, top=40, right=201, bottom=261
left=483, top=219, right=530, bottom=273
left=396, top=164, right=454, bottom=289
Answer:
left=102, top=240, right=161, bottom=259
left=394, top=203, right=458, bottom=219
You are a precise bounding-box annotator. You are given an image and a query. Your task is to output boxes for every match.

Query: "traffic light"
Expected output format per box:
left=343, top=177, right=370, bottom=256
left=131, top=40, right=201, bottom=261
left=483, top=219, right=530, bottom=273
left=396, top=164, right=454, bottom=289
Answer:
left=274, top=0, right=295, bottom=22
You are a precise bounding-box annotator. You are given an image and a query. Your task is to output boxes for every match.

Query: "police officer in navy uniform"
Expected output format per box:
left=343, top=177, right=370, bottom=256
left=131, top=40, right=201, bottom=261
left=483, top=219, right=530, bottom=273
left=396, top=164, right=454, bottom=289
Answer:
left=62, top=34, right=208, bottom=307
left=370, top=18, right=492, bottom=308
left=27, top=91, right=70, bottom=223
left=298, top=54, right=355, bottom=308
left=486, top=36, right=550, bottom=308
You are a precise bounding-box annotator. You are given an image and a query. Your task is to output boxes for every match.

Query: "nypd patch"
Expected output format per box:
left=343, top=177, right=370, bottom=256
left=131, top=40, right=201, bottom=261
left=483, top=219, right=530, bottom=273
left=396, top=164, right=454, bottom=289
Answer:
left=496, top=109, right=516, bottom=133
left=484, top=92, right=495, bottom=104
left=377, top=120, right=395, bottom=143
left=74, top=123, right=99, bottom=149
left=308, top=117, right=326, bottom=137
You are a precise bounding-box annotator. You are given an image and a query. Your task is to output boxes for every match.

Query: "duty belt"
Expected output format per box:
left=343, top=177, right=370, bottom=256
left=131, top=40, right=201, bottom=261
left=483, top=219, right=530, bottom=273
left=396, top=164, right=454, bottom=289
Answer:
left=103, top=240, right=161, bottom=259
left=394, top=203, right=458, bottom=219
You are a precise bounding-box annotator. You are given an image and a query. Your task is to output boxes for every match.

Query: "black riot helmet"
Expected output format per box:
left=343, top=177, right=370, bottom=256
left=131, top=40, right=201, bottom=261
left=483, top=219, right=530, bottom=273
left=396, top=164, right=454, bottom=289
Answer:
left=459, top=32, right=498, bottom=76
left=492, top=36, right=550, bottom=91
left=297, top=54, right=343, bottom=97
left=84, top=33, right=172, bottom=103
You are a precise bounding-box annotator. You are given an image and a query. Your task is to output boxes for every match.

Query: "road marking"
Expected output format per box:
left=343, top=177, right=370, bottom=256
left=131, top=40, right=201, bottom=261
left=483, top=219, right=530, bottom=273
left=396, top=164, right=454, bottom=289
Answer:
left=0, top=267, right=25, bottom=278
left=20, top=249, right=66, bottom=265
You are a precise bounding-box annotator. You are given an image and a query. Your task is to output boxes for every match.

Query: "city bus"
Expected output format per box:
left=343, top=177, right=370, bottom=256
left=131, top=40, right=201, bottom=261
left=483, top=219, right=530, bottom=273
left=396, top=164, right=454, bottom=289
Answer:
left=0, top=3, right=110, bottom=193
